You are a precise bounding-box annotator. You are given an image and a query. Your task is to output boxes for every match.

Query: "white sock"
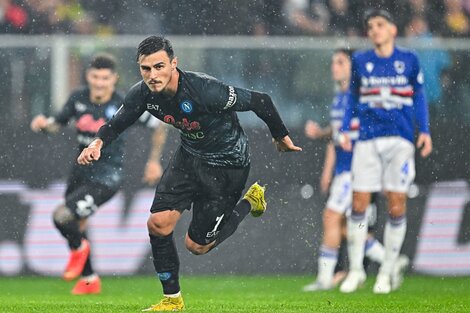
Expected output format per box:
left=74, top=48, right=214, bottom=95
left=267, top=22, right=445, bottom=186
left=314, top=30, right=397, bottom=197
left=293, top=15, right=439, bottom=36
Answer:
left=365, top=237, right=385, bottom=264
left=380, top=216, right=407, bottom=275
left=164, top=291, right=181, bottom=298
left=317, top=245, right=338, bottom=284
left=347, top=212, right=368, bottom=271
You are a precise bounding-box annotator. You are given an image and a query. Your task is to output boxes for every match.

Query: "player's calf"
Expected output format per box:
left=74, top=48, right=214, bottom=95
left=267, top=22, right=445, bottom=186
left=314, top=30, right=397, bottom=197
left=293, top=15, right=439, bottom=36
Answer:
left=52, top=205, right=83, bottom=249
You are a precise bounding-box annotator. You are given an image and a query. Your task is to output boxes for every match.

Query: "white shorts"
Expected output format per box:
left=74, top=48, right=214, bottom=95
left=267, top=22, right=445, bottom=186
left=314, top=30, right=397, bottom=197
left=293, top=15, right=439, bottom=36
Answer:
left=326, top=172, right=377, bottom=227
left=326, top=172, right=352, bottom=214
left=352, top=136, right=415, bottom=193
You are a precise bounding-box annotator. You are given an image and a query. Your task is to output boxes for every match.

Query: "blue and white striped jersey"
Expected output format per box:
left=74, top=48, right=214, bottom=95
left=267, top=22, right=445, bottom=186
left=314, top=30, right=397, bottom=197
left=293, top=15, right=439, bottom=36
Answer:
left=342, top=46, right=430, bottom=142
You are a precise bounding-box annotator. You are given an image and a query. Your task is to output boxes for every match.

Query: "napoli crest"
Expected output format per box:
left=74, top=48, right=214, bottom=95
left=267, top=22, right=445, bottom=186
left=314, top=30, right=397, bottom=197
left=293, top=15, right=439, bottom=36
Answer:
left=180, top=100, right=193, bottom=114
left=105, top=105, right=118, bottom=119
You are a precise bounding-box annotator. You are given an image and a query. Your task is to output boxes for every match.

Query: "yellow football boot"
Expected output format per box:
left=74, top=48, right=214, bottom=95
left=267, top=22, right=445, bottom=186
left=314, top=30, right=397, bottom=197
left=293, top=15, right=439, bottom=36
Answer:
left=142, top=294, right=185, bottom=312
left=243, top=182, right=267, bottom=217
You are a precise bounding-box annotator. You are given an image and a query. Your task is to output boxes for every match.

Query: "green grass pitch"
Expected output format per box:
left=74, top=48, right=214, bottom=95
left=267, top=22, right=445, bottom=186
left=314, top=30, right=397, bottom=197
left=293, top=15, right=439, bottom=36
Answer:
left=0, top=275, right=469, bottom=312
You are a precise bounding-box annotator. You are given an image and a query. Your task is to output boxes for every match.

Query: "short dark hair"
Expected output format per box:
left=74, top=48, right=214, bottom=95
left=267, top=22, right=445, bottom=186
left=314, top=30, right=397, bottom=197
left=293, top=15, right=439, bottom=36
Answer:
left=88, top=53, right=116, bottom=72
left=334, top=48, right=354, bottom=59
left=136, top=36, right=174, bottom=61
left=363, top=9, right=395, bottom=28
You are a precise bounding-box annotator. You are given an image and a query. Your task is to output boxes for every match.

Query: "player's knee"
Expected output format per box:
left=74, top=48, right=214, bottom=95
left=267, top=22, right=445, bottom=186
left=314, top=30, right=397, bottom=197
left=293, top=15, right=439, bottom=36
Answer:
left=184, top=235, right=211, bottom=255
left=352, top=196, right=369, bottom=213
left=147, top=215, right=173, bottom=237
left=52, top=205, right=75, bottom=226
left=388, top=205, right=406, bottom=218
left=323, top=209, right=342, bottom=226
left=387, top=193, right=407, bottom=217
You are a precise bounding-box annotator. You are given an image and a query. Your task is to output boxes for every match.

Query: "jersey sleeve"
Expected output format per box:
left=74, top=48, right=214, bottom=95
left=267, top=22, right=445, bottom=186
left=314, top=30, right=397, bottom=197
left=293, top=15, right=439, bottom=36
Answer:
left=410, top=54, right=430, bottom=134
left=200, top=77, right=252, bottom=113
left=97, top=83, right=147, bottom=147
left=341, top=56, right=360, bottom=132
left=200, top=77, right=289, bottom=138
left=53, top=92, right=77, bottom=125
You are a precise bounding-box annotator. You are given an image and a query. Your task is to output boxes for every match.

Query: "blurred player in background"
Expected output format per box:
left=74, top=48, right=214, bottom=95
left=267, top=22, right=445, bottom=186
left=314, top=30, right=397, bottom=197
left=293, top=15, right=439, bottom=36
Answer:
left=77, top=36, right=301, bottom=311
left=303, top=48, right=388, bottom=291
left=339, top=10, right=432, bottom=294
left=30, top=53, right=167, bottom=295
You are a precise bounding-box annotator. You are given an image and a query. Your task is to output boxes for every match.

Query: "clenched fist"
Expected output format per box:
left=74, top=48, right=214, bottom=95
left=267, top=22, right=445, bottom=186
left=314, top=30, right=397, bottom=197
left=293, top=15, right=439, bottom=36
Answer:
left=77, top=139, right=103, bottom=165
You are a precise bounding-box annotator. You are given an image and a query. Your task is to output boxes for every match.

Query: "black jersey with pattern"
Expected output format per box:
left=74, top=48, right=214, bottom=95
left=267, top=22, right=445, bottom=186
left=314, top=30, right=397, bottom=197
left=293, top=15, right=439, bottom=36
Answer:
left=108, top=69, right=255, bottom=167
left=54, top=87, right=125, bottom=187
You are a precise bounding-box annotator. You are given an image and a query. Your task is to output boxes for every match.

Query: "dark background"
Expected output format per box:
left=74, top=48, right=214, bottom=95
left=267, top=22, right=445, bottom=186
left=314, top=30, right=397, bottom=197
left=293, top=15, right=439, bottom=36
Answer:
left=0, top=121, right=468, bottom=275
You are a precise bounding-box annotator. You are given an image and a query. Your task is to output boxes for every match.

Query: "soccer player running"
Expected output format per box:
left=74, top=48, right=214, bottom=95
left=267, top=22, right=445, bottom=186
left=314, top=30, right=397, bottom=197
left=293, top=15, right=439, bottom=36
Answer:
left=77, top=36, right=301, bottom=311
left=338, top=10, right=432, bottom=294
left=303, top=49, right=387, bottom=291
left=31, top=54, right=166, bottom=295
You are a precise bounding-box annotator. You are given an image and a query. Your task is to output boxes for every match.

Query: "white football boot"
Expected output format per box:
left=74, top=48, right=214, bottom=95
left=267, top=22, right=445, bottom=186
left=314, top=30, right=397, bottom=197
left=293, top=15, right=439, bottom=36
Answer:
left=373, top=272, right=392, bottom=294
left=391, top=255, right=410, bottom=291
left=339, top=269, right=366, bottom=293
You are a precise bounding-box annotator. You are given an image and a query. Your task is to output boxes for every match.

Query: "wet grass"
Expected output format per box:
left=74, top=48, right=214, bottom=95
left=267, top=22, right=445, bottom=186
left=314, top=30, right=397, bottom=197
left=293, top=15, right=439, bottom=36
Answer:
left=0, top=275, right=469, bottom=312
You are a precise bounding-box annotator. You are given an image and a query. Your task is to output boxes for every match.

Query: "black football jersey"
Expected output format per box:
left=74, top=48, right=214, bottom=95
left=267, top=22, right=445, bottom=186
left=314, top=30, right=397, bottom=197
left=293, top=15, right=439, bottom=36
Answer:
left=109, top=69, right=254, bottom=167
left=54, top=87, right=125, bottom=187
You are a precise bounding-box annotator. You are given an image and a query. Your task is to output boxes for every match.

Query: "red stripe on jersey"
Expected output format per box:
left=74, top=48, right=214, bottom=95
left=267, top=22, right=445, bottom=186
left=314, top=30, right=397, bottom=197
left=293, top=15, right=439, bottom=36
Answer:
left=360, top=88, right=380, bottom=96
left=391, top=88, right=414, bottom=97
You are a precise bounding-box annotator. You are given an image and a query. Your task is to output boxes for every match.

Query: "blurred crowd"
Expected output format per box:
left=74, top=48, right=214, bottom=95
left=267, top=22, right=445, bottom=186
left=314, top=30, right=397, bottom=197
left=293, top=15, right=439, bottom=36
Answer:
left=1, top=0, right=469, bottom=126
left=1, top=0, right=470, bottom=37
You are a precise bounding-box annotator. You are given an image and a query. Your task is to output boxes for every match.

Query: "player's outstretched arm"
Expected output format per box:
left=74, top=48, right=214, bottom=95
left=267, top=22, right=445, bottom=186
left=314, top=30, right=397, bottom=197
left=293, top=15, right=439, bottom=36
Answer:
left=77, top=139, right=103, bottom=165
left=417, top=133, right=432, bottom=158
left=243, top=92, right=302, bottom=152
left=274, top=135, right=302, bottom=152
left=30, top=115, right=60, bottom=133
left=305, top=120, right=332, bottom=140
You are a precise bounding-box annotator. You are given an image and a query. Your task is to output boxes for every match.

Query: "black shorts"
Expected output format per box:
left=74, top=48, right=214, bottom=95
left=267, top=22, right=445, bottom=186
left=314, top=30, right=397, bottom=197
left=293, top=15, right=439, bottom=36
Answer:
left=65, top=166, right=119, bottom=219
left=151, top=147, right=250, bottom=245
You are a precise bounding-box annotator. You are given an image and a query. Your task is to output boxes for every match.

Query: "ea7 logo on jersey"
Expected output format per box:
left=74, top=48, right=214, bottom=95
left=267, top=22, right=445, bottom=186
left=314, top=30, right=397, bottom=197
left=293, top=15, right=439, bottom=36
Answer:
left=366, top=62, right=374, bottom=73
left=223, top=86, right=237, bottom=110
left=147, top=103, right=159, bottom=111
